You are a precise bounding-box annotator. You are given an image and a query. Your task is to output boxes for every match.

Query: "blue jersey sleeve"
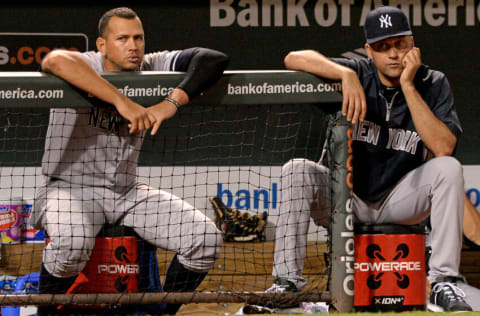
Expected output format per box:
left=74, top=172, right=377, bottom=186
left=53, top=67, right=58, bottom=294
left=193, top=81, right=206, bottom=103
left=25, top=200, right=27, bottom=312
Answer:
left=430, top=75, right=462, bottom=139
left=330, top=57, right=361, bottom=73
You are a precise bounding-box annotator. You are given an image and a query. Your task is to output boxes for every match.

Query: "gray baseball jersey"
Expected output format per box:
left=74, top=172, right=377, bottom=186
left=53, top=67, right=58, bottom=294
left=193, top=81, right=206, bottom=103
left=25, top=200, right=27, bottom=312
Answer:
left=41, top=50, right=180, bottom=188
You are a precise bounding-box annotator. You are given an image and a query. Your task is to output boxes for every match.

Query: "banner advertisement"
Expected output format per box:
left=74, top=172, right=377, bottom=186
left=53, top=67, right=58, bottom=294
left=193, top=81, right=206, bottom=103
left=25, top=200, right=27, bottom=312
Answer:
left=0, top=2, right=477, bottom=163
left=0, top=33, right=88, bottom=71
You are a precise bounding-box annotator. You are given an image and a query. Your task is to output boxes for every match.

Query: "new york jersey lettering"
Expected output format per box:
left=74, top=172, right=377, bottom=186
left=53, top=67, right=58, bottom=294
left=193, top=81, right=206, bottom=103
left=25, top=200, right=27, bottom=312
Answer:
left=386, top=128, right=421, bottom=155
left=352, top=120, right=381, bottom=145
left=353, top=120, right=421, bottom=155
left=88, top=107, right=121, bottom=133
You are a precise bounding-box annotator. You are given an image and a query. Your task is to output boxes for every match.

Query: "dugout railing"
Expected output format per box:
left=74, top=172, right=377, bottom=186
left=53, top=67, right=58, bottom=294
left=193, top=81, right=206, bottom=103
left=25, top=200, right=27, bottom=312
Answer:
left=0, top=71, right=353, bottom=312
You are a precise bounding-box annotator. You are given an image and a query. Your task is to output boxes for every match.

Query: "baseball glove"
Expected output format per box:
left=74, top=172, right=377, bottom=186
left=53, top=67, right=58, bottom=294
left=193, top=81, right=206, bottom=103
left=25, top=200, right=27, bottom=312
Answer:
left=210, top=196, right=267, bottom=242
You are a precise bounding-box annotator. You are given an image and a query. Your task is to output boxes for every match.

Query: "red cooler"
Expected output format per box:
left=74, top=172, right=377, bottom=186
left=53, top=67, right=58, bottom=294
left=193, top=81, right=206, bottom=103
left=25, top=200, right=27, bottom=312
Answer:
left=354, top=224, right=426, bottom=311
left=46, top=225, right=164, bottom=313
left=76, top=225, right=140, bottom=293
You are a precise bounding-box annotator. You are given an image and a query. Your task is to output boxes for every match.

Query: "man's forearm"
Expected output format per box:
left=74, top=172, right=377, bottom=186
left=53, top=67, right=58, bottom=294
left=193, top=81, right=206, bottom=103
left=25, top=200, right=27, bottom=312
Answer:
left=284, top=50, right=353, bottom=81
left=402, top=84, right=457, bottom=156
left=42, top=50, right=125, bottom=107
left=166, top=88, right=189, bottom=106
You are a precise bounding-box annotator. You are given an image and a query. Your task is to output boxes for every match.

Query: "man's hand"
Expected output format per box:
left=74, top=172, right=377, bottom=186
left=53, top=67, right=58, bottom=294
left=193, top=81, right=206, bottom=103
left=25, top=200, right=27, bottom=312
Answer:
left=400, top=47, right=421, bottom=88
left=115, top=97, right=157, bottom=134
left=147, top=100, right=178, bottom=135
left=147, top=88, right=189, bottom=135
left=341, top=69, right=367, bottom=124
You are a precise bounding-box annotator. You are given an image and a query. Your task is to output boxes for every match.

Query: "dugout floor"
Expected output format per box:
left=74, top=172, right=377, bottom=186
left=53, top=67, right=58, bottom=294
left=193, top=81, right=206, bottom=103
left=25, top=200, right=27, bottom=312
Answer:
left=178, top=303, right=246, bottom=315
left=0, top=241, right=329, bottom=292
left=0, top=241, right=479, bottom=312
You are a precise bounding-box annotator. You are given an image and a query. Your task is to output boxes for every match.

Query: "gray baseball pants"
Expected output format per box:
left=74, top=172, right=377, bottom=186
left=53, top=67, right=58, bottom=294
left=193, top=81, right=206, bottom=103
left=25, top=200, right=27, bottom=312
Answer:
left=34, top=180, right=223, bottom=278
left=273, top=156, right=464, bottom=287
left=272, top=158, right=330, bottom=289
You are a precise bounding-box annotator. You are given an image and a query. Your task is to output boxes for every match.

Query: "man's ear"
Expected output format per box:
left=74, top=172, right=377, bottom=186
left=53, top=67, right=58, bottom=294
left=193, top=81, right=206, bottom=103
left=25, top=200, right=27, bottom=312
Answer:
left=365, top=43, right=373, bottom=59
left=96, top=37, right=105, bottom=55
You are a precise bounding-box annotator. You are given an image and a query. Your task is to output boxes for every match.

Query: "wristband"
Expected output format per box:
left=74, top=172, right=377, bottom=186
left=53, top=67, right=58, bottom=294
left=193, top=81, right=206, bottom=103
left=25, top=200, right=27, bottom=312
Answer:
left=164, top=97, right=180, bottom=109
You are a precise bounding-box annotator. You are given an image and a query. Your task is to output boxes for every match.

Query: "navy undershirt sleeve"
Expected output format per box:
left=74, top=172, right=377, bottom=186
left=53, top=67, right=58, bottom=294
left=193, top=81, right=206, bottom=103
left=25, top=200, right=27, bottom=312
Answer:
left=170, top=47, right=229, bottom=99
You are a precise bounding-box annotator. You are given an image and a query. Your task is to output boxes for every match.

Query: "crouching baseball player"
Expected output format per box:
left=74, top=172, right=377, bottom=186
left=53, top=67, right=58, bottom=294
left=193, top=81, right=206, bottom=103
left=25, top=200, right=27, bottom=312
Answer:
left=32, top=7, right=228, bottom=315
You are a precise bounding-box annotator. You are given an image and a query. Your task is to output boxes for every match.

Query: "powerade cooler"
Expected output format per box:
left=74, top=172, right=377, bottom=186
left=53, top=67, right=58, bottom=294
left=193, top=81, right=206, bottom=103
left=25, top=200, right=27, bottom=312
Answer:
left=47, top=225, right=165, bottom=313
left=76, top=225, right=141, bottom=293
left=354, top=224, right=426, bottom=311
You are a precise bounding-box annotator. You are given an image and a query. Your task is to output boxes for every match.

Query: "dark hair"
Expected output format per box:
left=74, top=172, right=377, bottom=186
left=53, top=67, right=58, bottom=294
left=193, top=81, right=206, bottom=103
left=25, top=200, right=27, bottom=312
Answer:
left=98, top=7, right=138, bottom=37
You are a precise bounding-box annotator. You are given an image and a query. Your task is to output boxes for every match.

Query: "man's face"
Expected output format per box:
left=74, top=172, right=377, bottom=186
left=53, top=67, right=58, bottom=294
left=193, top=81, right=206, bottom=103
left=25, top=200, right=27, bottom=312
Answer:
left=96, top=16, right=145, bottom=72
left=365, top=36, right=414, bottom=86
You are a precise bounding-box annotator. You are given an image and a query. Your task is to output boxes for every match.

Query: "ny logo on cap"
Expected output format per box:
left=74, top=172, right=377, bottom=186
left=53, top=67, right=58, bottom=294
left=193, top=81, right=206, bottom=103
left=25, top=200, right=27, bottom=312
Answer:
left=379, top=14, right=392, bottom=28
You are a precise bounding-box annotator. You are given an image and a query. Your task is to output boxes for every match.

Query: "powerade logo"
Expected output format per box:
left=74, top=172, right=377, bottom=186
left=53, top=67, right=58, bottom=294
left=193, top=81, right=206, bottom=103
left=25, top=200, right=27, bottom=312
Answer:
left=0, top=33, right=88, bottom=71
left=355, top=261, right=421, bottom=273
left=217, top=183, right=278, bottom=210
left=97, top=264, right=139, bottom=275
left=97, top=245, right=139, bottom=292
left=355, top=243, right=419, bottom=290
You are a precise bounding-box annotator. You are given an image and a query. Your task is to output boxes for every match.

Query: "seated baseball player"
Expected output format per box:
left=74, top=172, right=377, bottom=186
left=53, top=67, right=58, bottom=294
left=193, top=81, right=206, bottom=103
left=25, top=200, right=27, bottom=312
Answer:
left=32, top=7, right=228, bottom=315
left=268, top=6, right=472, bottom=312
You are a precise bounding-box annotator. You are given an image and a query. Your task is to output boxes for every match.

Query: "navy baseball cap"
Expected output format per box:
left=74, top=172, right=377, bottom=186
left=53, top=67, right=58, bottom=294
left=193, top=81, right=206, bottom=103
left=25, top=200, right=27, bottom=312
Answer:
left=364, top=6, right=412, bottom=44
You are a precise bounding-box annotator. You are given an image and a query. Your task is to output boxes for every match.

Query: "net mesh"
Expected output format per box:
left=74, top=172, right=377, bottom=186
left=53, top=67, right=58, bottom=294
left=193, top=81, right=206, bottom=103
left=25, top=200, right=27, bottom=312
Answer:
left=0, top=103, right=336, bottom=309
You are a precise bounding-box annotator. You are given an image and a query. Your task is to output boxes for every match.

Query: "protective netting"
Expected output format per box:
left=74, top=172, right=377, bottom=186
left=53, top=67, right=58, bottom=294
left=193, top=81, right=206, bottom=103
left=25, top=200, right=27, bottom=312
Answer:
left=0, top=102, right=346, bottom=311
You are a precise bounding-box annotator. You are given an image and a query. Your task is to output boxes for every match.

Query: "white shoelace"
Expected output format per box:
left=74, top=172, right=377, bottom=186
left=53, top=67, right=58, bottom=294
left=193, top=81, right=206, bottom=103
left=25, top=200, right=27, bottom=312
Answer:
left=431, top=282, right=467, bottom=305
